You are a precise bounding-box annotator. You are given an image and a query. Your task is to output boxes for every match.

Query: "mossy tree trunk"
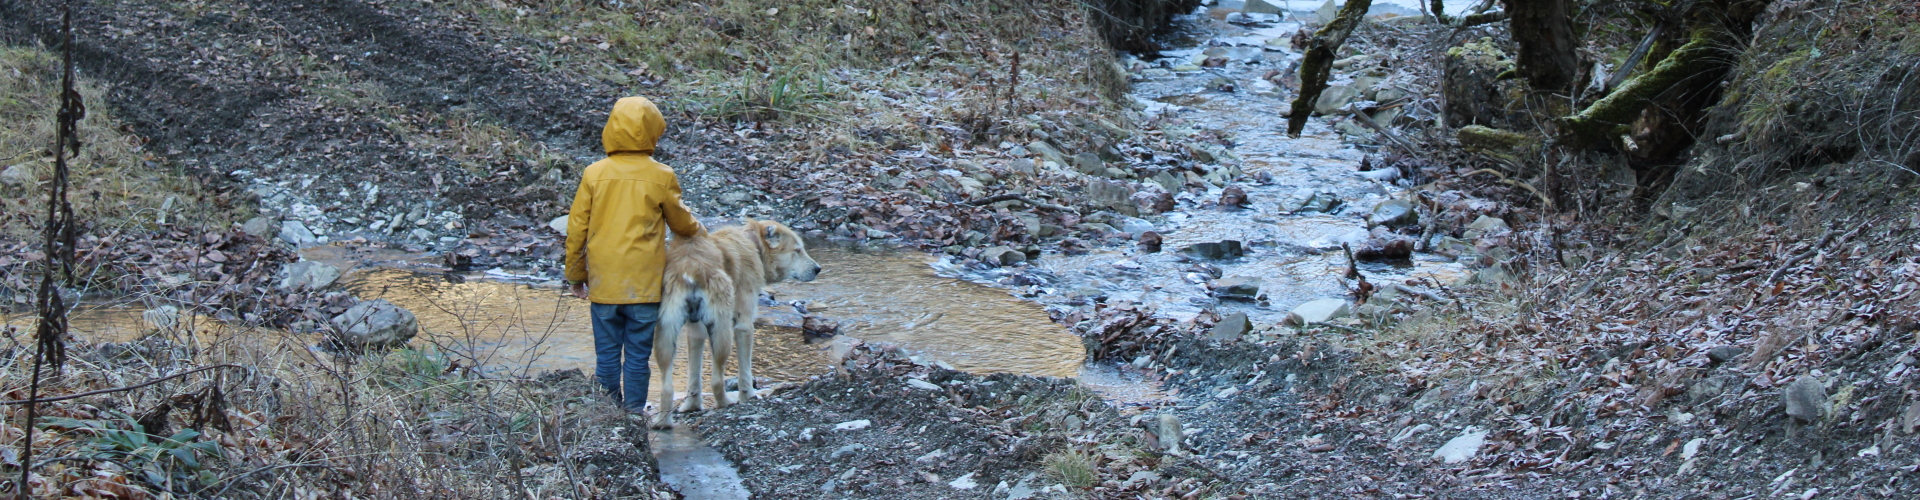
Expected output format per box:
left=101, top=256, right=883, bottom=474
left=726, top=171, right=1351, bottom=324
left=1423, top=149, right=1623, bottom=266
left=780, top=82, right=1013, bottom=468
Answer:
left=1503, top=0, right=1581, bottom=92
left=1286, top=0, right=1373, bottom=137
left=1558, top=0, right=1772, bottom=152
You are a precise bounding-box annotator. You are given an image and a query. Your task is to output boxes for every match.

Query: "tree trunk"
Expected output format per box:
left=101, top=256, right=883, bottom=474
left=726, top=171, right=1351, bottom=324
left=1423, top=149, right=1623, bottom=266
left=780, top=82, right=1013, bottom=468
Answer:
left=1286, top=0, right=1373, bottom=137
left=1503, top=0, right=1580, bottom=92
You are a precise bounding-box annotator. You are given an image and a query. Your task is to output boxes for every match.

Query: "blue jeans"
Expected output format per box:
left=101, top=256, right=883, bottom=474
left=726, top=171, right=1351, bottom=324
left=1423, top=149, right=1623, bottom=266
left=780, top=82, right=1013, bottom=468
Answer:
left=590, top=302, right=657, bottom=412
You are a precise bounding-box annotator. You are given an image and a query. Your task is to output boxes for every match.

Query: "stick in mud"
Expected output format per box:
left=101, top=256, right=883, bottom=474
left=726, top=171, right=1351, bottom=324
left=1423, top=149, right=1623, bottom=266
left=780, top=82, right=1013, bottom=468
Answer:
left=21, top=0, right=84, bottom=492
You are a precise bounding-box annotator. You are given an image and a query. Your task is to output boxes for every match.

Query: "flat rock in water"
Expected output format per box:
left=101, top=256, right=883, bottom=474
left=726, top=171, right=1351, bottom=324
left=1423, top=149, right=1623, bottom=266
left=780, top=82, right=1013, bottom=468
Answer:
left=1784, top=377, right=1828, bottom=421
left=1213, top=276, right=1261, bottom=301
left=1285, top=299, right=1350, bottom=326
left=981, top=246, right=1026, bottom=267
left=1210, top=312, right=1252, bottom=341
left=1243, top=0, right=1284, bottom=15
left=329, top=299, right=418, bottom=348
left=1433, top=428, right=1487, bottom=463
left=278, top=260, right=342, bottom=291
left=1184, top=240, right=1244, bottom=260
left=1370, top=199, right=1418, bottom=228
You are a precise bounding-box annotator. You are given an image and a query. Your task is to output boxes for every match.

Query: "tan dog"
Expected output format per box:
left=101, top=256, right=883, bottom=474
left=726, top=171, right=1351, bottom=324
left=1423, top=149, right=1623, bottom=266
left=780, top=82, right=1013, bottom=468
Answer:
left=651, top=219, right=821, bottom=429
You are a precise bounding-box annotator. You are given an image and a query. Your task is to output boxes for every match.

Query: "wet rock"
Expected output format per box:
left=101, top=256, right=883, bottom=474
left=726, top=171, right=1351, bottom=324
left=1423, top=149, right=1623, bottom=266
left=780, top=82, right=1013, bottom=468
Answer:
left=719, top=191, right=753, bottom=205
left=1200, top=164, right=1243, bottom=186
left=0, top=163, right=32, bottom=186
left=1354, top=237, right=1415, bottom=260
left=1433, top=427, right=1488, bottom=464
left=1288, top=189, right=1342, bottom=213
left=1072, top=152, right=1105, bottom=175
left=278, top=260, right=343, bottom=291
left=834, top=419, right=872, bottom=431
left=1132, top=187, right=1175, bottom=214
left=1243, top=0, right=1284, bottom=14
left=1783, top=377, right=1828, bottom=421
left=1463, top=215, right=1509, bottom=239
left=1219, top=185, right=1248, bottom=208
left=1152, top=414, right=1184, bottom=454
left=802, top=316, right=841, bottom=338
left=279, top=220, right=319, bottom=246
left=1902, top=402, right=1920, bottom=434
left=1027, top=141, right=1070, bottom=168
left=409, top=228, right=434, bottom=241
left=1184, top=240, right=1244, bottom=260
left=981, top=246, right=1026, bottom=267
left=1138, top=232, right=1163, bottom=253
left=1370, top=199, right=1419, bottom=228
left=329, top=299, right=418, bottom=349
left=1706, top=346, right=1744, bottom=367
left=906, top=378, right=941, bottom=391
left=1210, top=312, right=1252, bottom=341
left=1213, top=276, right=1261, bottom=301
left=948, top=472, right=978, bottom=490
left=1285, top=299, right=1350, bottom=326
left=1313, top=85, right=1363, bottom=115
left=1143, top=170, right=1181, bottom=192
left=240, top=216, right=279, bottom=238
left=1209, top=74, right=1235, bottom=90
left=1120, top=217, right=1156, bottom=236
left=1087, top=179, right=1141, bottom=216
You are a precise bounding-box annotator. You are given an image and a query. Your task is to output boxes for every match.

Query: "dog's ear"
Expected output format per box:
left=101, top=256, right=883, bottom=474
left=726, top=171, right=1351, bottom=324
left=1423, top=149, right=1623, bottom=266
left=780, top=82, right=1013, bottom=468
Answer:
left=763, top=224, right=781, bottom=247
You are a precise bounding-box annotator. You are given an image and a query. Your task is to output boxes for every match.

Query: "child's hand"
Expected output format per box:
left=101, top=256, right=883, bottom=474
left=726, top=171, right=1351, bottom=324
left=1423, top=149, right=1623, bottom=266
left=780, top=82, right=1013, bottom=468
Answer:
left=570, top=282, right=588, bottom=299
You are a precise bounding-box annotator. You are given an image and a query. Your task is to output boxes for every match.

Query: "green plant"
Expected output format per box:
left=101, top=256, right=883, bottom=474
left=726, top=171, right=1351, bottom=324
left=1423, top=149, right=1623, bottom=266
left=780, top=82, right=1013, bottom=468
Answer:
left=40, top=413, right=224, bottom=491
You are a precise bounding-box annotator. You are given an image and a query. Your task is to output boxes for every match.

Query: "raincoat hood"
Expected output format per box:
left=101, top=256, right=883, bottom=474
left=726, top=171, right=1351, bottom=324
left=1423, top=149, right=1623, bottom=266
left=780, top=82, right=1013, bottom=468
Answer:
left=602, top=96, right=665, bottom=155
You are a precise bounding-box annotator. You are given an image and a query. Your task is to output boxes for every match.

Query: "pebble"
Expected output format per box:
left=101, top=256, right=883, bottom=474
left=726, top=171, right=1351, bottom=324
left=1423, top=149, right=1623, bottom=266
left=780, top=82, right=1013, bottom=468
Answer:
left=1682, top=438, right=1706, bottom=459
left=906, top=378, right=941, bottom=391
left=833, top=419, right=872, bottom=431
left=948, top=472, right=978, bottom=490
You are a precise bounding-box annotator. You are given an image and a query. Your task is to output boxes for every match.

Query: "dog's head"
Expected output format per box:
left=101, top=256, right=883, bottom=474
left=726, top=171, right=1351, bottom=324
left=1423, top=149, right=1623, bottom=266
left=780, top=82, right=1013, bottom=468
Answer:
left=752, top=219, right=821, bottom=283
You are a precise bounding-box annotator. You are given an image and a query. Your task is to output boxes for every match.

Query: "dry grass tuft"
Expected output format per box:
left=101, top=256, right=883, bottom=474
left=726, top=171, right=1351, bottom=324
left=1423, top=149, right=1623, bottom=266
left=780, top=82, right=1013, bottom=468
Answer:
left=0, top=46, right=228, bottom=242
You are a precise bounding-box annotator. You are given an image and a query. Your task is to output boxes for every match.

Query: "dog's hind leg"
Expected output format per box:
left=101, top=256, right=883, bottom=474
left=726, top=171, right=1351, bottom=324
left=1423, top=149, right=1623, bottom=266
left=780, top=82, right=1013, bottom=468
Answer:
left=649, top=322, right=682, bottom=429
left=734, top=323, right=758, bottom=399
left=678, top=324, right=708, bottom=413
left=708, top=318, right=737, bottom=407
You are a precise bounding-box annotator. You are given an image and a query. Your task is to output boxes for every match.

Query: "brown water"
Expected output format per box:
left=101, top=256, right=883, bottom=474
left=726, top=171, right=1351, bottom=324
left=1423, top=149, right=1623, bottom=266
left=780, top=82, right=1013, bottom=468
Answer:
left=328, top=245, right=1084, bottom=392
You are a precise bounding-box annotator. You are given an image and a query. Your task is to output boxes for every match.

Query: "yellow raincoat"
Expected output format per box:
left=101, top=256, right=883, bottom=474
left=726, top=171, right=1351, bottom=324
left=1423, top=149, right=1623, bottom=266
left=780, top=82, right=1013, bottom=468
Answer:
left=563, top=96, right=704, bottom=304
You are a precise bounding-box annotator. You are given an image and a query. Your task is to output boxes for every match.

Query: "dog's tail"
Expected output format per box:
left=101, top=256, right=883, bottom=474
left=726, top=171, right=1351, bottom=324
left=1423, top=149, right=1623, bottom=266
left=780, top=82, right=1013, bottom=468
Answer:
left=678, top=274, right=707, bottom=325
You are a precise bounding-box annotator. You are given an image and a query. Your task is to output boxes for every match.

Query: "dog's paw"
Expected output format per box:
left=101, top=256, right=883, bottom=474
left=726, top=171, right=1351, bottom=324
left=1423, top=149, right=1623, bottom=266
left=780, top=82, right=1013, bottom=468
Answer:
left=719, top=392, right=740, bottom=406
left=676, top=396, right=704, bottom=413
left=648, top=412, right=674, bottom=430
left=751, top=387, right=776, bottom=399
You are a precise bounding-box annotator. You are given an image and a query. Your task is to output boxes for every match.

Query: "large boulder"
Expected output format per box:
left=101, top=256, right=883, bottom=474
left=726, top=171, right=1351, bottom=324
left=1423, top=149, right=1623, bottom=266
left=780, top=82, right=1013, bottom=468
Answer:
left=329, top=299, right=419, bottom=349
left=1026, top=141, right=1071, bottom=169
left=1442, top=38, right=1525, bottom=129
left=1313, top=85, right=1364, bottom=116
left=1213, top=276, right=1261, bottom=301
left=240, top=216, right=279, bottom=238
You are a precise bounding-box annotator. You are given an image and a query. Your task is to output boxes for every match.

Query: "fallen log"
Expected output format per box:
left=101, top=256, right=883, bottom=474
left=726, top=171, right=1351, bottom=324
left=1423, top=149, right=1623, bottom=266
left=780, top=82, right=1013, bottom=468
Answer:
left=1286, top=0, right=1373, bottom=137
